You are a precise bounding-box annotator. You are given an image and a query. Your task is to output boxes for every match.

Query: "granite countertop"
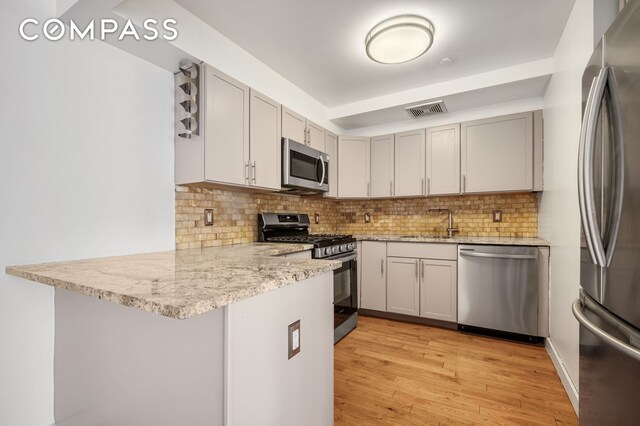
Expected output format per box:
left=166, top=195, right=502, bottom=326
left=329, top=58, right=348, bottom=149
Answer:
left=352, top=235, right=549, bottom=246
left=5, top=243, right=339, bottom=320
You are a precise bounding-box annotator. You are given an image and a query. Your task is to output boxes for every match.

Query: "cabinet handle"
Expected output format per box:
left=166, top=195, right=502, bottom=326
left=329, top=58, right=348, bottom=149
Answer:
left=427, top=178, right=430, bottom=195
left=421, top=261, right=425, bottom=280
left=252, top=161, right=256, bottom=184
left=367, top=182, right=370, bottom=197
left=415, top=260, right=419, bottom=280
left=244, top=162, right=249, bottom=184
left=381, top=259, right=384, bottom=276
left=462, top=175, right=466, bottom=193
left=390, top=181, right=393, bottom=197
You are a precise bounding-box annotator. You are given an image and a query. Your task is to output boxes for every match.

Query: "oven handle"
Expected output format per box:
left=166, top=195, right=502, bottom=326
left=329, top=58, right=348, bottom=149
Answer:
left=326, top=252, right=357, bottom=262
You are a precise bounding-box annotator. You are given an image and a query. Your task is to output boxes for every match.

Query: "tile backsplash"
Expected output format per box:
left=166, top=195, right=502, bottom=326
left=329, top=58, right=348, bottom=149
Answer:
left=175, top=186, right=538, bottom=249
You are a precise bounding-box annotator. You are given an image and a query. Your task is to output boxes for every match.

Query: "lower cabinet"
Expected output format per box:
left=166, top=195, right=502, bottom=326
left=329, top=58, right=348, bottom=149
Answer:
left=420, top=259, right=457, bottom=322
left=360, top=241, right=387, bottom=311
left=361, top=241, right=458, bottom=323
left=386, top=257, right=420, bottom=316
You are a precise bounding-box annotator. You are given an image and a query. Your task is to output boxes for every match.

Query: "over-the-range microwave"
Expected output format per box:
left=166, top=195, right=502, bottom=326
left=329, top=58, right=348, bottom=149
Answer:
left=281, top=138, right=329, bottom=194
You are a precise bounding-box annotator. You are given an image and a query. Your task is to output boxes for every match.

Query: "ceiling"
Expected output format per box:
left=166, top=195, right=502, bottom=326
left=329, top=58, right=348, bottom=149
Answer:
left=174, top=0, right=575, bottom=108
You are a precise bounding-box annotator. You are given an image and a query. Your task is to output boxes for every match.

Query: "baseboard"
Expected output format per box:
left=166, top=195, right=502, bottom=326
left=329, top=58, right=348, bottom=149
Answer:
left=546, top=338, right=579, bottom=416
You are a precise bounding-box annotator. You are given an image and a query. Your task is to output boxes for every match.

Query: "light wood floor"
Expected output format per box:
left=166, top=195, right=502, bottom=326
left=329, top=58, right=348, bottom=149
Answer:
left=335, top=316, right=577, bottom=425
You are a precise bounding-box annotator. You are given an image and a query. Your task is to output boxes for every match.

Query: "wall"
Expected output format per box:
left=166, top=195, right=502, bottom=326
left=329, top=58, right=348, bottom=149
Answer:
left=538, top=0, right=595, bottom=411
left=176, top=186, right=538, bottom=249
left=0, top=1, right=175, bottom=424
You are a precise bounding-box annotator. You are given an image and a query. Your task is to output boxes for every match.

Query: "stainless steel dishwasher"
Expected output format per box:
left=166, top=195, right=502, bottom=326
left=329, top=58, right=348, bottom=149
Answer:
left=458, top=245, right=539, bottom=340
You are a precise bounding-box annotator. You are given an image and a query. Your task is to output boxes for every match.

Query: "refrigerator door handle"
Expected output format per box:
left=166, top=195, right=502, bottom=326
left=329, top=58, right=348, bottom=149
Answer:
left=578, top=67, right=609, bottom=267
left=573, top=295, right=640, bottom=362
left=604, top=70, right=625, bottom=267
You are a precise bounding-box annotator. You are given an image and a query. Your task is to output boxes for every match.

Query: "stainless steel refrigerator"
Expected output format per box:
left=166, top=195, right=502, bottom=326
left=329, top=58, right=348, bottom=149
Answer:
left=574, top=0, right=640, bottom=424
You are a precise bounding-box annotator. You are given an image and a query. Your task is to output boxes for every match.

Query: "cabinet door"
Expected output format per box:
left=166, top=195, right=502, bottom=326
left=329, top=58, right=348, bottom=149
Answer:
left=360, top=242, right=387, bottom=311
left=370, top=134, right=395, bottom=198
left=386, top=257, right=420, bottom=316
left=204, top=66, right=249, bottom=185
left=426, top=124, right=460, bottom=196
left=338, top=136, right=370, bottom=198
left=249, top=89, right=281, bottom=190
left=461, top=112, right=533, bottom=193
left=394, top=129, right=426, bottom=197
left=282, top=107, right=306, bottom=144
left=307, top=120, right=326, bottom=152
left=420, top=259, right=457, bottom=322
left=324, top=131, right=338, bottom=198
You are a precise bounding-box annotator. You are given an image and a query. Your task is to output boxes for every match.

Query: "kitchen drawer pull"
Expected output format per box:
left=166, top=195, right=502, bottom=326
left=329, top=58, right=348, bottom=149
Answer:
left=459, top=251, right=537, bottom=260
left=380, top=259, right=384, bottom=275
left=251, top=161, right=256, bottom=184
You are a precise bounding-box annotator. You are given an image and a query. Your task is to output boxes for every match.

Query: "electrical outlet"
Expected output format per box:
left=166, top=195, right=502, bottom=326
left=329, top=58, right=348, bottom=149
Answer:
left=364, top=212, right=372, bottom=223
left=288, top=320, right=301, bottom=359
left=493, top=210, right=503, bottom=223
left=314, top=213, right=320, bottom=224
left=204, top=209, right=214, bottom=226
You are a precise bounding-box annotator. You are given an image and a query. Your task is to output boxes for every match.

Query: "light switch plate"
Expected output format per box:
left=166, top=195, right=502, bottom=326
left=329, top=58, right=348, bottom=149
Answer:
left=204, top=209, right=214, bottom=226
left=288, top=320, right=301, bottom=359
left=314, top=213, right=320, bottom=224
left=492, top=210, right=503, bottom=223
left=364, top=212, right=372, bottom=223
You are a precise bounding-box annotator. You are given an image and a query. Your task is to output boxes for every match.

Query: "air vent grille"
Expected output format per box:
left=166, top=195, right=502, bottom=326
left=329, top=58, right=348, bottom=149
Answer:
left=405, top=100, right=447, bottom=118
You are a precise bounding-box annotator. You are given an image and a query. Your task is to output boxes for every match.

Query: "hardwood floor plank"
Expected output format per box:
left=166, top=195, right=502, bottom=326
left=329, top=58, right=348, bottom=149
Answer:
left=335, top=316, right=577, bottom=425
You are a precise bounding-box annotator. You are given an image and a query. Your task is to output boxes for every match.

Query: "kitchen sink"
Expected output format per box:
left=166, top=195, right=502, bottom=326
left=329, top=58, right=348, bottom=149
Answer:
left=399, top=235, right=450, bottom=239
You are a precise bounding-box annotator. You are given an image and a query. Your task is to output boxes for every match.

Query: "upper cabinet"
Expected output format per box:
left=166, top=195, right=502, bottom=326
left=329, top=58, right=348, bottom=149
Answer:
left=370, top=134, right=395, bottom=198
left=249, top=89, right=281, bottom=190
left=282, top=107, right=326, bottom=152
left=307, top=120, right=326, bottom=152
left=203, top=66, right=250, bottom=187
left=461, top=112, right=535, bottom=194
left=175, top=64, right=281, bottom=190
left=281, top=107, right=306, bottom=143
left=338, top=136, right=370, bottom=198
left=394, top=129, right=426, bottom=197
left=426, top=124, right=460, bottom=196
left=325, top=131, right=338, bottom=198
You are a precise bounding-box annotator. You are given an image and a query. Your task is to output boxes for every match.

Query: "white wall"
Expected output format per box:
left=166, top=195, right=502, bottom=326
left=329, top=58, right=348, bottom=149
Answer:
left=0, top=0, right=175, bottom=424
left=538, top=0, right=594, bottom=411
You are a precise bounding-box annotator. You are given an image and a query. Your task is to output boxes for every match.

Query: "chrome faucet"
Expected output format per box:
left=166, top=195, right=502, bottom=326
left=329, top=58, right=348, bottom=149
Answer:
left=428, top=208, right=459, bottom=238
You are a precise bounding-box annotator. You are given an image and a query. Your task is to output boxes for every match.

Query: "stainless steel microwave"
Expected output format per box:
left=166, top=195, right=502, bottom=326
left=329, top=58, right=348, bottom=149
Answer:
left=281, top=138, right=329, bottom=194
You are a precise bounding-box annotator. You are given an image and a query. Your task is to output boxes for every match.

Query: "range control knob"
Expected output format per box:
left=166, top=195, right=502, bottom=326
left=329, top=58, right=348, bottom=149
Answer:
left=323, top=247, right=331, bottom=257
left=339, top=244, right=347, bottom=252
left=331, top=246, right=339, bottom=254
left=347, top=243, right=355, bottom=251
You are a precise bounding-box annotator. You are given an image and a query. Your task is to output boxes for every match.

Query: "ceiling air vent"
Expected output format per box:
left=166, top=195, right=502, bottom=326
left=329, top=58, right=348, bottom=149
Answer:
left=404, top=100, right=447, bottom=118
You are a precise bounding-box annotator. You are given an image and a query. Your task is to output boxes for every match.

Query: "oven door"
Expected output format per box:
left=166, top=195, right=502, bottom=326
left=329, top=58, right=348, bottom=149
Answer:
left=331, top=252, right=358, bottom=327
left=282, top=138, right=329, bottom=192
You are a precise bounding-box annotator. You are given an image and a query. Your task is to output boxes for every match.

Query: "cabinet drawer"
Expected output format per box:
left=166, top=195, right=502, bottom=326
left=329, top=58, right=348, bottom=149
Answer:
left=386, top=242, right=457, bottom=260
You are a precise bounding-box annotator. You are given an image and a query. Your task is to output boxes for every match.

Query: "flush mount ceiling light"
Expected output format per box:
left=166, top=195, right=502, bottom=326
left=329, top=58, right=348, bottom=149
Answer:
left=365, top=15, right=434, bottom=64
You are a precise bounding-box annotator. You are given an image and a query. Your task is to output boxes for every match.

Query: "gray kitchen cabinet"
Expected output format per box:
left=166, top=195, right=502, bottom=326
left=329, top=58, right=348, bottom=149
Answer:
left=282, top=107, right=326, bottom=151
left=338, top=136, right=370, bottom=198
left=461, top=112, right=533, bottom=193
left=307, top=120, right=326, bottom=152
left=203, top=66, right=250, bottom=186
left=370, top=134, right=395, bottom=198
left=324, top=131, right=338, bottom=198
left=420, top=259, right=457, bottom=322
left=249, top=89, right=281, bottom=190
left=386, top=257, right=420, bottom=316
left=360, top=241, right=387, bottom=311
left=394, top=129, right=426, bottom=197
left=282, top=106, right=306, bottom=144
left=426, top=124, right=460, bottom=196
left=175, top=64, right=250, bottom=187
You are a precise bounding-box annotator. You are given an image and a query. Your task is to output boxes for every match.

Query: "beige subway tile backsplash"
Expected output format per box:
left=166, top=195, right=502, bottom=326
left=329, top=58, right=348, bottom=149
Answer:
left=175, top=186, right=538, bottom=249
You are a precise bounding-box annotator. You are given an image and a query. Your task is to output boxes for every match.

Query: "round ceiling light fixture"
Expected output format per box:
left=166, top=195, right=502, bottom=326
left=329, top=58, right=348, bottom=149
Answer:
left=365, top=15, right=434, bottom=64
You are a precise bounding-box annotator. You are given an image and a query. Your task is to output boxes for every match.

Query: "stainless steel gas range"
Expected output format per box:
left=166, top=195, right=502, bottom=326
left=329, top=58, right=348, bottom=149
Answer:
left=258, top=213, right=358, bottom=343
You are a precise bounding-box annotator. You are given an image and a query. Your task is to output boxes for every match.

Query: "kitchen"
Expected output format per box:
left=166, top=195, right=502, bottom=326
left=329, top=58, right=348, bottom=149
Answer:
left=1, top=0, right=636, bottom=425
